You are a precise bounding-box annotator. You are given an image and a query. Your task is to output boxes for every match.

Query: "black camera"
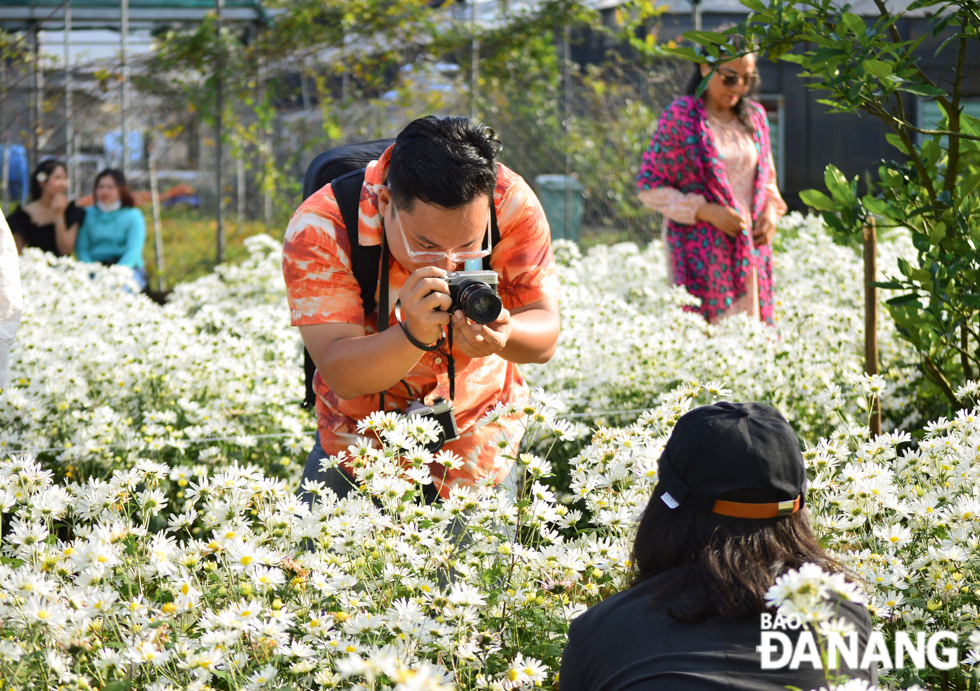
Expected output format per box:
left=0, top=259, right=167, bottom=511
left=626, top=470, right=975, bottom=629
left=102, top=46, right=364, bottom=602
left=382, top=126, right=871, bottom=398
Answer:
left=444, top=270, right=502, bottom=324
left=404, top=397, right=460, bottom=453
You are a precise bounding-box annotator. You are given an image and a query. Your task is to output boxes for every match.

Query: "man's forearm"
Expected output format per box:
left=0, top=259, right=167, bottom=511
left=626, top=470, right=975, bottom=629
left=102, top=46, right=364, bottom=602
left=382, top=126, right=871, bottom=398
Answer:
left=497, top=308, right=560, bottom=365
left=312, top=326, right=426, bottom=400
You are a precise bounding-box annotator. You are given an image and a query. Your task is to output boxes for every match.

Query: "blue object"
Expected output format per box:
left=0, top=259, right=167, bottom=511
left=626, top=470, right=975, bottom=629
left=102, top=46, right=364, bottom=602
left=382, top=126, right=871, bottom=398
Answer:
left=162, top=195, right=200, bottom=208
left=76, top=206, right=147, bottom=269
left=0, top=145, right=30, bottom=203
left=103, top=131, right=144, bottom=164
left=464, top=259, right=483, bottom=272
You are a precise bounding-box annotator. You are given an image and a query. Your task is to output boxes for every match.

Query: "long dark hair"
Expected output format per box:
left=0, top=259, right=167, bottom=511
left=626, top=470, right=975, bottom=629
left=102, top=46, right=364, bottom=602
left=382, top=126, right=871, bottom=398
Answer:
left=94, top=168, right=135, bottom=208
left=631, top=486, right=848, bottom=621
left=29, top=159, right=67, bottom=201
left=685, top=52, right=760, bottom=129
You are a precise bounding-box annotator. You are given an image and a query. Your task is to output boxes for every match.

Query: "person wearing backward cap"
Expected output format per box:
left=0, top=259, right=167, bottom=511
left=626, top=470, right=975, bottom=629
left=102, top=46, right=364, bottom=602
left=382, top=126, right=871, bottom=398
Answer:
left=559, top=401, right=877, bottom=691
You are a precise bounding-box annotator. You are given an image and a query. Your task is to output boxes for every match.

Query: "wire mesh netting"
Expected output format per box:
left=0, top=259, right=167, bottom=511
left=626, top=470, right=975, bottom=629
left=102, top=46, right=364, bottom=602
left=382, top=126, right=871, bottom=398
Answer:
left=1, top=1, right=692, bottom=290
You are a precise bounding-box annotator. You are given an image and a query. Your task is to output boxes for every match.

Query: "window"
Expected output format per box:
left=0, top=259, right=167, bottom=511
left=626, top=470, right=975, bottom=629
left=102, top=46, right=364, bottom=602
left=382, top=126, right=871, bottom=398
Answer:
left=917, top=98, right=980, bottom=146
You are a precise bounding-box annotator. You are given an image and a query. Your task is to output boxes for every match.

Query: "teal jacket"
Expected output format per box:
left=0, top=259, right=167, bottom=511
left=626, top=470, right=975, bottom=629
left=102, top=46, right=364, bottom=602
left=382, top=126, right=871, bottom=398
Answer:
left=76, top=206, right=146, bottom=269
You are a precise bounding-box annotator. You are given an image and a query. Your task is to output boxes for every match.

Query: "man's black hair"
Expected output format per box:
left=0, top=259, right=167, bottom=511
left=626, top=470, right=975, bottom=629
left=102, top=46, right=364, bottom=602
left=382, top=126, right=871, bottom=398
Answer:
left=387, top=115, right=500, bottom=212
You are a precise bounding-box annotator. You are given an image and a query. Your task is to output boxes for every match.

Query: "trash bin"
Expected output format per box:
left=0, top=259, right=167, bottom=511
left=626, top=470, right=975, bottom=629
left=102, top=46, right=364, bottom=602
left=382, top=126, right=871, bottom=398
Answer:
left=534, top=174, right=584, bottom=243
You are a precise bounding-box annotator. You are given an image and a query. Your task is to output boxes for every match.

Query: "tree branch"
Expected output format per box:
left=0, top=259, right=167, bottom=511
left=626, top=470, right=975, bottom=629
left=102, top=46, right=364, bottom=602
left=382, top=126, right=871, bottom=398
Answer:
left=870, top=0, right=953, bottom=114
left=861, top=100, right=938, bottom=202
left=945, top=26, right=969, bottom=196
left=962, top=323, right=975, bottom=382
left=923, top=356, right=962, bottom=407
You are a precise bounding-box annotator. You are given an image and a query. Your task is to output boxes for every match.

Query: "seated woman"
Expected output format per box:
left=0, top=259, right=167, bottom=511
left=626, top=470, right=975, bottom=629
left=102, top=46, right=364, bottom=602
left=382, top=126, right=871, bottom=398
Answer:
left=8, top=159, right=85, bottom=257
left=76, top=169, right=147, bottom=290
left=560, top=401, right=876, bottom=691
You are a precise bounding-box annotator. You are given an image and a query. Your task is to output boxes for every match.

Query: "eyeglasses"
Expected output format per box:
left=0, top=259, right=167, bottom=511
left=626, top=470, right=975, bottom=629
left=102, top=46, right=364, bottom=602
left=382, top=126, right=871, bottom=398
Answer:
left=388, top=196, right=492, bottom=265
left=718, top=67, right=760, bottom=89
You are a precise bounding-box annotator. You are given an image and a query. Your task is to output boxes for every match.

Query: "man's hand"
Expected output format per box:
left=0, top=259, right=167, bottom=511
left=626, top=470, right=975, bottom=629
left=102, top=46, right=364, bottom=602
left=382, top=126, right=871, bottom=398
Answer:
left=452, top=308, right=511, bottom=359
left=398, top=266, right=452, bottom=346
left=695, top=202, right=745, bottom=237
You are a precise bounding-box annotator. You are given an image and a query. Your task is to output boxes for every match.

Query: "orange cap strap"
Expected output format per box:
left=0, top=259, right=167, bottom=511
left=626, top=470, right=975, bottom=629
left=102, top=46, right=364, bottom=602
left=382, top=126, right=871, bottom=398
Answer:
left=711, top=496, right=800, bottom=519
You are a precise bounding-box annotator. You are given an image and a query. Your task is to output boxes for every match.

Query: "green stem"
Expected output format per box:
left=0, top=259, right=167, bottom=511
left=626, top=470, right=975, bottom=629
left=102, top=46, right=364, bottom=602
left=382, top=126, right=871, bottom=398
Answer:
left=962, top=322, right=975, bottom=383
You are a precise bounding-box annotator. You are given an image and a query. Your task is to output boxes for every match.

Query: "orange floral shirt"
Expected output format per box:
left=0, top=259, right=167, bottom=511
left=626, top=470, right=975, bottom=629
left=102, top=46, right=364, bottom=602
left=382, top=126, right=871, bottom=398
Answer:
left=282, top=146, right=560, bottom=497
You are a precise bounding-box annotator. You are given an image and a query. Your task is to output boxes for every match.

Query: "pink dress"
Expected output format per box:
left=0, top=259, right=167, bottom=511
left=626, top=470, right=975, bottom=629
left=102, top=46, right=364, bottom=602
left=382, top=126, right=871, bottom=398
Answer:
left=637, top=97, right=787, bottom=324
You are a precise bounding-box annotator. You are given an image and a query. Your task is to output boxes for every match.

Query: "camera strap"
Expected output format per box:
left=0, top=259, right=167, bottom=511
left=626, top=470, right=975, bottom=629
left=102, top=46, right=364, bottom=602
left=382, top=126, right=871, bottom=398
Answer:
left=446, top=326, right=456, bottom=402
left=378, top=231, right=391, bottom=414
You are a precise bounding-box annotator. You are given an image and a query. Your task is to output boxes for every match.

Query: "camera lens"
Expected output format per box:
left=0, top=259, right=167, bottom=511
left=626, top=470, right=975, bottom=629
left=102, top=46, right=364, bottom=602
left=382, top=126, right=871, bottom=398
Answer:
left=456, top=281, right=502, bottom=324
left=424, top=427, right=446, bottom=454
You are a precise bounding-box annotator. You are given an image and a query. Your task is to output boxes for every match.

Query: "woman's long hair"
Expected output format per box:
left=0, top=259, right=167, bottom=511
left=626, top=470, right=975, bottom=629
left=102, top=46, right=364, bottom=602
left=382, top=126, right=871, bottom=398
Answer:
left=631, top=486, right=847, bottom=621
left=685, top=53, right=760, bottom=129
left=29, top=159, right=67, bottom=201
left=94, top=169, right=136, bottom=208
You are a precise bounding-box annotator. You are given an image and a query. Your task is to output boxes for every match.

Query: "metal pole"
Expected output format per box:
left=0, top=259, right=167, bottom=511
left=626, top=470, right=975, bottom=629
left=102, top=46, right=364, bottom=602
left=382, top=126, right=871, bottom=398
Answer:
left=1, top=45, right=8, bottom=213
left=65, top=2, right=73, bottom=194
left=692, top=0, right=701, bottom=31
left=237, top=148, right=245, bottom=225
left=258, top=56, right=272, bottom=228
left=120, top=0, right=129, bottom=178
left=215, top=0, right=224, bottom=263
left=149, top=136, right=165, bottom=291
left=470, top=0, right=479, bottom=120
left=864, top=219, right=881, bottom=437
left=563, top=24, right=571, bottom=240
left=32, top=31, right=41, bottom=171
left=73, top=133, right=80, bottom=198
left=341, top=21, right=349, bottom=139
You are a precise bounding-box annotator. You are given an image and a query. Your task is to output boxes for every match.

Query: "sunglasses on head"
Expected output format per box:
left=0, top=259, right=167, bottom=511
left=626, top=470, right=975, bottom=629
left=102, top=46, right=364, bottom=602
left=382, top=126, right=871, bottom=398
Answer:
left=718, top=67, right=759, bottom=88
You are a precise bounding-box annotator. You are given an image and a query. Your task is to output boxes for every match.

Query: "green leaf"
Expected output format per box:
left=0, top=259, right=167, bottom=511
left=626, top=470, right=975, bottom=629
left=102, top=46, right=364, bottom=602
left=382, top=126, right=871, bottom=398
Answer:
left=960, top=113, right=980, bottom=137
left=898, top=83, right=947, bottom=97
left=799, top=189, right=837, bottom=212
left=861, top=59, right=893, bottom=79
left=887, top=293, right=923, bottom=306
left=921, top=139, right=942, bottom=168
left=104, top=683, right=132, bottom=691
left=885, top=133, right=909, bottom=155
left=863, top=196, right=896, bottom=218
left=768, top=42, right=794, bottom=61
left=841, top=12, right=866, bottom=35
left=824, top=165, right=855, bottom=205
left=686, top=31, right=729, bottom=46
left=822, top=211, right=846, bottom=234
left=870, top=280, right=905, bottom=289
left=740, top=0, right=767, bottom=12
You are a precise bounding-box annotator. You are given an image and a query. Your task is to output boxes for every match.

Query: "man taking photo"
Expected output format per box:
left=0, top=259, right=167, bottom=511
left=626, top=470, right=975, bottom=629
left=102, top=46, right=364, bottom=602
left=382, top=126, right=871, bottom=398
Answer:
left=283, top=115, right=561, bottom=504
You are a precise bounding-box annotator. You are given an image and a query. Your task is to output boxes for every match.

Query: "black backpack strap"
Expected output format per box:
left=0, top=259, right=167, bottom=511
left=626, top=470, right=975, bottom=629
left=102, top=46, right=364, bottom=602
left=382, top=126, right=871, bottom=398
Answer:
left=483, top=201, right=501, bottom=271
left=332, top=168, right=382, bottom=315
left=302, top=167, right=381, bottom=409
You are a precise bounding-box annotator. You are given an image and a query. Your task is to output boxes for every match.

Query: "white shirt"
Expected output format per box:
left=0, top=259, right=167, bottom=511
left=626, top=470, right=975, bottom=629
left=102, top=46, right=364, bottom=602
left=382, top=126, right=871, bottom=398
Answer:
left=0, top=208, right=23, bottom=388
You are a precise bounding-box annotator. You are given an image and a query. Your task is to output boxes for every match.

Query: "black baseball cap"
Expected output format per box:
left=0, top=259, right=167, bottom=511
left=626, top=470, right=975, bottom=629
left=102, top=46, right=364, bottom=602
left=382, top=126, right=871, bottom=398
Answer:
left=654, top=401, right=806, bottom=519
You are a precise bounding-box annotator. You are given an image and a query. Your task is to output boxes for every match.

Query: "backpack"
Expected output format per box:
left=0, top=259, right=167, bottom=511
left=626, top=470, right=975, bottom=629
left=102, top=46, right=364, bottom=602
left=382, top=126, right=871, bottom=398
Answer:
left=299, top=140, right=501, bottom=408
